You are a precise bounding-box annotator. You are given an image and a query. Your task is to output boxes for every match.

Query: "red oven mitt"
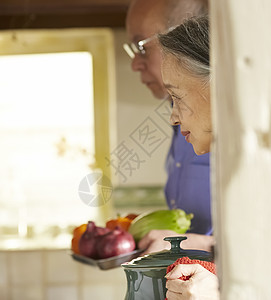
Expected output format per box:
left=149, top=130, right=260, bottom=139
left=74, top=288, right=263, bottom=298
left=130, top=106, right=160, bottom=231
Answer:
left=165, top=256, right=216, bottom=300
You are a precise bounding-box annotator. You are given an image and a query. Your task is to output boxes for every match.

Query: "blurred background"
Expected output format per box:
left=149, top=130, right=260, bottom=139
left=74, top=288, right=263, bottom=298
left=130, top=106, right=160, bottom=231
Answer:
left=0, top=1, right=172, bottom=299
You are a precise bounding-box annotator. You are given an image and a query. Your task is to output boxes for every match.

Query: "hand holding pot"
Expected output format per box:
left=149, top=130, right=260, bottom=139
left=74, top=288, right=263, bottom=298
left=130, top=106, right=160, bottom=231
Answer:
left=165, top=264, right=220, bottom=300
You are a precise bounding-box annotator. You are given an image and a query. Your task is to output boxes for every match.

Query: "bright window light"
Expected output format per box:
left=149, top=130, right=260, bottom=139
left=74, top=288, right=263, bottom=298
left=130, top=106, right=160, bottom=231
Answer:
left=0, top=52, right=98, bottom=246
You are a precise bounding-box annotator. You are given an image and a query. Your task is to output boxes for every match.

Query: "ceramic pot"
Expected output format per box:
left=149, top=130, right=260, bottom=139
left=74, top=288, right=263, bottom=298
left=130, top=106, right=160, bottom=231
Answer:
left=122, top=236, right=213, bottom=300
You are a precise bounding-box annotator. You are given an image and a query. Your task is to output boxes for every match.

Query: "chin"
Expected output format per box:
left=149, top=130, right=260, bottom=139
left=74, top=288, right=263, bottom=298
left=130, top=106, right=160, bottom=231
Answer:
left=149, top=86, right=167, bottom=100
left=192, top=144, right=210, bottom=156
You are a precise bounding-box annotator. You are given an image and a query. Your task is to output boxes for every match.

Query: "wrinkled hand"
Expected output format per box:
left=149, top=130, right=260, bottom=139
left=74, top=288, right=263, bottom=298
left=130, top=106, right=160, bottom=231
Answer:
left=165, top=264, right=220, bottom=300
left=138, top=230, right=214, bottom=255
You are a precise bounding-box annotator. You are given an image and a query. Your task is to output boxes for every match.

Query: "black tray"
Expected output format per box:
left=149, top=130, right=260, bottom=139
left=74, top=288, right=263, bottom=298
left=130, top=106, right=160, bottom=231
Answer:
left=71, top=249, right=144, bottom=270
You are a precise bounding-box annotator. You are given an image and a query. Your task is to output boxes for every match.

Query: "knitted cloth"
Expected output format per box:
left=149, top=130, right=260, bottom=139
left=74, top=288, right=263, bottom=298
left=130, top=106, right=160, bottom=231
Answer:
left=165, top=256, right=216, bottom=300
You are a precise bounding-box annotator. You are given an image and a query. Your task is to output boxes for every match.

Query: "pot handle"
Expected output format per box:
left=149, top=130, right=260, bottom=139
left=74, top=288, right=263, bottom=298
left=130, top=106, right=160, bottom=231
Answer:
left=164, top=236, right=187, bottom=252
left=134, top=272, right=144, bottom=292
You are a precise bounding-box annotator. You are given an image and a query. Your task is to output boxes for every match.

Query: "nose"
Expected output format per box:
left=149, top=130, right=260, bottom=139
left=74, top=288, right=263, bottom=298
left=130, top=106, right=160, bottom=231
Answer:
left=170, top=102, right=182, bottom=126
left=131, top=54, right=146, bottom=72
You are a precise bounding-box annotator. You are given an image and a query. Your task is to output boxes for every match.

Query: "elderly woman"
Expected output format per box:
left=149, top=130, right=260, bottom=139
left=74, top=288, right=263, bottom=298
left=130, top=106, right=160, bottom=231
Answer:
left=158, top=15, right=220, bottom=300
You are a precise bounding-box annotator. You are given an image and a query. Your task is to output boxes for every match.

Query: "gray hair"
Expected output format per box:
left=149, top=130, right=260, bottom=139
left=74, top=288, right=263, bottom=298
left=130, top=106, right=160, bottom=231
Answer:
left=165, top=0, right=208, bottom=28
left=158, top=15, right=210, bottom=80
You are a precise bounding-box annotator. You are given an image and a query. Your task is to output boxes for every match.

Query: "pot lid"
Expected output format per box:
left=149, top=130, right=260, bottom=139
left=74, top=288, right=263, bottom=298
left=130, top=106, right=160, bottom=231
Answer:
left=122, top=236, right=213, bottom=269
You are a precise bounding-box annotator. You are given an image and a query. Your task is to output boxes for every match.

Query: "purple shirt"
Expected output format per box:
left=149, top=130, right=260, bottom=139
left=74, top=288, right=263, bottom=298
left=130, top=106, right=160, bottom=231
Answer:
left=165, top=125, right=212, bottom=235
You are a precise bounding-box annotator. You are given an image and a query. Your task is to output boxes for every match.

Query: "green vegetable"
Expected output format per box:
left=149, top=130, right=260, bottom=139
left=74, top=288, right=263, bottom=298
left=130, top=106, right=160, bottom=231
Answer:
left=128, top=209, right=193, bottom=243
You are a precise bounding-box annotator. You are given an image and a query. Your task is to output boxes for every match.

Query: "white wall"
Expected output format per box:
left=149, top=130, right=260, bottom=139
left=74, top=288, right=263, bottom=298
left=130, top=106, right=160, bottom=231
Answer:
left=112, top=29, right=172, bottom=187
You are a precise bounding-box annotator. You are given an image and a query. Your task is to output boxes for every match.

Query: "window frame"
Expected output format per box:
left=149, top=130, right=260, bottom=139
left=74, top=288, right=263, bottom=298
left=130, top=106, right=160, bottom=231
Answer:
left=0, top=28, right=116, bottom=247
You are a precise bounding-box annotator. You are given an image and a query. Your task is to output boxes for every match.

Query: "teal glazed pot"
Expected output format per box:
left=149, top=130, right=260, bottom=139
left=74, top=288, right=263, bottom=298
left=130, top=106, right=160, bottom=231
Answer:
left=122, top=236, right=213, bottom=300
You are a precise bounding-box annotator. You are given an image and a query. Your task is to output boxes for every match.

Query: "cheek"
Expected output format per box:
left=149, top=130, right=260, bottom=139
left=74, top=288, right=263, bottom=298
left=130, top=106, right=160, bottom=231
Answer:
left=175, top=101, right=194, bottom=121
left=148, top=57, right=162, bottom=75
left=192, top=103, right=211, bottom=131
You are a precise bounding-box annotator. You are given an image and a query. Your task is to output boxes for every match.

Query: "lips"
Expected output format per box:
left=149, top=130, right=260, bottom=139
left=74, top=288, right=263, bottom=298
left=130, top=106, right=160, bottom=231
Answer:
left=181, top=131, right=191, bottom=143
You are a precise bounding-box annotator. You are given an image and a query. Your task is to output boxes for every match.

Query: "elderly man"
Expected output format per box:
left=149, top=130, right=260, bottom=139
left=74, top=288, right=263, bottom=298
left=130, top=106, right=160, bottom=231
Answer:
left=125, top=0, right=214, bottom=253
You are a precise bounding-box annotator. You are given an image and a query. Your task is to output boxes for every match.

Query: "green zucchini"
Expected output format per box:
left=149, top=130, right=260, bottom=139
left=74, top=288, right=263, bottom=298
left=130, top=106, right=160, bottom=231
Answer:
left=128, top=209, right=193, bottom=242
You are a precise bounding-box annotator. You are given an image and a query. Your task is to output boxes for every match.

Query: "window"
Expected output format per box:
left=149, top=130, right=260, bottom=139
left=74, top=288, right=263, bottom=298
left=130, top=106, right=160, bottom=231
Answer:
left=0, top=29, right=115, bottom=249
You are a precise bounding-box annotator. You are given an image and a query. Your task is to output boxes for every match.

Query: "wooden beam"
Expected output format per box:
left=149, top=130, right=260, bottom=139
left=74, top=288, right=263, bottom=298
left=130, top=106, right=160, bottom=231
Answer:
left=0, top=12, right=127, bottom=29
left=0, top=0, right=129, bottom=14
left=0, top=0, right=129, bottom=29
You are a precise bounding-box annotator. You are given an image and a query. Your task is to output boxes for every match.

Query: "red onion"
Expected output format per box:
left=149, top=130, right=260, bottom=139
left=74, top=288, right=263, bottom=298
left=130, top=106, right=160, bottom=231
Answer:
left=79, top=221, right=110, bottom=258
left=96, top=227, right=136, bottom=259
left=94, top=226, right=110, bottom=237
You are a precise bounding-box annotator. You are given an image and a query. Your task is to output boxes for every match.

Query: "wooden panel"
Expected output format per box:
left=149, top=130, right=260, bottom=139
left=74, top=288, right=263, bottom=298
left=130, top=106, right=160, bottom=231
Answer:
left=211, top=0, right=271, bottom=299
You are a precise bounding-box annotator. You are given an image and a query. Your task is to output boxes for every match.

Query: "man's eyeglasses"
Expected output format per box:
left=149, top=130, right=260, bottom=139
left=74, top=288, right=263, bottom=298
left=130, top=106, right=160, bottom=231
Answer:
left=123, top=27, right=176, bottom=59
left=123, top=33, right=158, bottom=59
